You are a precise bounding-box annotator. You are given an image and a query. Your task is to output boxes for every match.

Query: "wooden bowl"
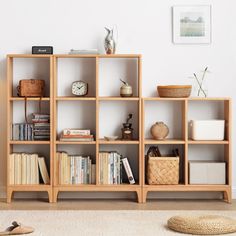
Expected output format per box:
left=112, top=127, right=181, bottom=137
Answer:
left=157, top=85, right=192, bottom=98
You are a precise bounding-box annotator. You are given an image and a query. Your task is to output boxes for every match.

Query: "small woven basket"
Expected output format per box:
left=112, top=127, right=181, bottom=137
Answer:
left=147, top=156, right=179, bottom=185
left=157, top=85, right=192, bottom=98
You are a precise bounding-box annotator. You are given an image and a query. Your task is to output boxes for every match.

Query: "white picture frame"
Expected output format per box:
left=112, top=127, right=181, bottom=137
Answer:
left=173, top=5, right=211, bottom=44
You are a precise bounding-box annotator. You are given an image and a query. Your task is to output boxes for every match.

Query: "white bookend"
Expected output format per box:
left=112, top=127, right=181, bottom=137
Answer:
left=122, top=158, right=135, bottom=184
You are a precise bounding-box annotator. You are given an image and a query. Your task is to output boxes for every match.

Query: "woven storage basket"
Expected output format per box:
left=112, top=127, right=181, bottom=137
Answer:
left=147, top=156, right=179, bottom=185
left=157, top=85, right=192, bottom=98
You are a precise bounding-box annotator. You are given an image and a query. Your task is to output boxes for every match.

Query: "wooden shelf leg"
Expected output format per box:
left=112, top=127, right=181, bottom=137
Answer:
left=6, top=189, right=13, bottom=203
left=223, top=190, right=232, bottom=203
left=142, top=189, right=148, bottom=203
left=47, top=190, right=53, bottom=203
left=52, top=189, right=59, bottom=203
left=136, top=190, right=142, bottom=203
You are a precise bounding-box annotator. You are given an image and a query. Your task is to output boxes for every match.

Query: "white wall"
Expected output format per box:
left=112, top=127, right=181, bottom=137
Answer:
left=0, top=0, right=235, bottom=199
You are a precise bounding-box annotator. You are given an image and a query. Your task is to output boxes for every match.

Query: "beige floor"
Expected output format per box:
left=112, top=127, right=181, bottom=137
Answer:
left=0, top=199, right=235, bottom=211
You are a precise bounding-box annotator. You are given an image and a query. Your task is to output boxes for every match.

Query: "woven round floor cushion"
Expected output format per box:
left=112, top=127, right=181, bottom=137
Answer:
left=168, top=215, right=236, bottom=235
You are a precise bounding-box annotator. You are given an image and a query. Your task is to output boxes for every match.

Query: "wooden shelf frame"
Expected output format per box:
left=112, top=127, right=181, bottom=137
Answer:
left=53, top=54, right=142, bottom=203
left=6, top=55, right=54, bottom=203
left=142, top=97, right=232, bottom=203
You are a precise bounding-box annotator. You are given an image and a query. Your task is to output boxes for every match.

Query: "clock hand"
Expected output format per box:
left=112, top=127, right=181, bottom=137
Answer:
left=78, top=85, right=84, bottom=89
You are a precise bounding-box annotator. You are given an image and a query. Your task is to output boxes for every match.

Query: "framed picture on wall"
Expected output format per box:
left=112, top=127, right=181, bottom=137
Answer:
left=173, top=5, right=211, bottom=44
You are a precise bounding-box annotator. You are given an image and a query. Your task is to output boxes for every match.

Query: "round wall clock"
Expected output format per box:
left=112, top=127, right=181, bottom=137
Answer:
left=71, top=81, right=88, bottom=96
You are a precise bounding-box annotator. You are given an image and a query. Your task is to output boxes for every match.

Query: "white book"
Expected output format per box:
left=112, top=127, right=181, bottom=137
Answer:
left=122, top=157, right=135, bottom=184
left=63, top=129, right=90, bottom=136
left=9, top=153, right=15, bottom=184
left=71, top=156, right=75, bottom=184
left=38, top=157, right=50, bottom=184
left=26, top=154, right=31, bottom=184
left=21, top=153, right=27, bottom=184
left=91, top=164, right=96, bottom=185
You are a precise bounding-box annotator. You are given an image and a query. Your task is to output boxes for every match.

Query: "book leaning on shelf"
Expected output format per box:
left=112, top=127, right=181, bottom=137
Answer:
left=99, top=151, right=135, bottom=185
left=59, top=129, right=94, bottom=142
left=57, top=152, right=96, bottom=184
left=9, top=153, right=50, bottom=185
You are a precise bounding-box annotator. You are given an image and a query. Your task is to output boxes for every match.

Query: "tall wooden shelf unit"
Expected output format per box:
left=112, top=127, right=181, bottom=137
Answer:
left=7, top=54, right=54, bottom=203
left=142, top=97, right=232, bottom=203
left=53, top=54, right=142, bottom=202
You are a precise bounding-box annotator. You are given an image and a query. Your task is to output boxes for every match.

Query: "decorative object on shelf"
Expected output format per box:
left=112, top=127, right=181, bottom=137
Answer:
left=150, top=122, right=169, bottom=140
left=32, top=46, right=53, bottom=54
left=190, top=67, right=209, bottom=97
left=104, top=136, right=119, bottom=141
left=120, top=79, right=133, bottom=97
left=190, top=120, right=225, bottom=140
left=71, top=81, right=88, bottom=96
left=69, top=49, right=99, bottom=55
left=147, top=147, right=180, bottom=185
left=121, top=114, right=133, bottom=140
left=157, top=85, right=192, bottom=98
left=173, top=5, right=211, bottom=44
left=168, top=215, right=236, bottom=235
left=17, top=79, right=45, bottom=97
left=104, top=27, right=116, bottom=54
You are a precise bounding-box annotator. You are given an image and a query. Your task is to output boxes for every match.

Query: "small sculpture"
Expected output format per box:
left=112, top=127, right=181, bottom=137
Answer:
left=121, top=114, right=133, bottom=140
left=150, top=122, right=169, bottom=140
left=104, top=27, right=116, bottom=54
left=120, top=79, right=133, bottom=97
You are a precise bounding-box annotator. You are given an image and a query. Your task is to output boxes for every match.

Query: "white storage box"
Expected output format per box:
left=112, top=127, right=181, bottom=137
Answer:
left=189, top=161, right=226, bottom=184
left=190, top=120, right=225, bottom=140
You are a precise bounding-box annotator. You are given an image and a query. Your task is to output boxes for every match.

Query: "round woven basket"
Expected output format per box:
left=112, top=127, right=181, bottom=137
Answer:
left=168, top=215, right=236, bottom=235
left=157, top=85, right=192, bottom=98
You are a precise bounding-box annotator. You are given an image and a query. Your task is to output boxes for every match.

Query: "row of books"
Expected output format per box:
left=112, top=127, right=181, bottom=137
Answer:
left=57, top=152, right=96, bottom=185
left=9, top=153, right=50, bottom=185
left=59, top=129, right=94, bottom=142
left=32, top=114, right=50, bottom=141
left=99, top=152, right=135, bottom=185
left=11, top=113, right=50, bottom=141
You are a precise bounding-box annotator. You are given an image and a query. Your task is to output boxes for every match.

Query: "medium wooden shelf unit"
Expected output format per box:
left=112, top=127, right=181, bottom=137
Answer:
left=142, top=97, right=232, bottom=203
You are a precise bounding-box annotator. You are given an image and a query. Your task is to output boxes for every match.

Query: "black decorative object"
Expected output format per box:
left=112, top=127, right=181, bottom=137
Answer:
left=32, top=46, right=53, bottom=54
left=121, top=114, right=133, bottom=140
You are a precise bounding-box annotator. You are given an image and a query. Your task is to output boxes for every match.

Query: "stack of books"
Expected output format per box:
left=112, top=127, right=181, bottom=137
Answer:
left=9, top=153, right=50, bottom=185
left=59, top=129, right=94, bottom=142
left=69, top=49, right=99, bottom=55
left=12, top=123, right=34, bottom=141
left=57, top=152, right=96, bottom=185
left=99, top=151, right=135, bottom=185
left=32, top=114, right=50, bottom=141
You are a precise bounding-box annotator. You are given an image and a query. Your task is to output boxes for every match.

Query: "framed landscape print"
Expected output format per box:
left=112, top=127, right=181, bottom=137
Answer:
left=173, top=5, right=211, bottom=44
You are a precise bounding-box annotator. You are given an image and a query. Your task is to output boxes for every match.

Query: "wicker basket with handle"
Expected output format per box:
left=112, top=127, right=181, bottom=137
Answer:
left=147, top=156, right=179, bottom=185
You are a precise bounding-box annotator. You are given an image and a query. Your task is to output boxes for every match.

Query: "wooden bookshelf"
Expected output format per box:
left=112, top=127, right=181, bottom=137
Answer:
left=6, top=54, right=231, bottom=204
left=142, top=97, right=232, bottom=203
left=53, top=54, right=142, bottom=203
left=6, top=54, right=53, bottom=203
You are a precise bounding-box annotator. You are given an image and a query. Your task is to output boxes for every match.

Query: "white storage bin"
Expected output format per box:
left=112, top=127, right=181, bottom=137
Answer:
left=189, top=161, right=226, bottom=184
left=190, top=120, right=225, bottom=140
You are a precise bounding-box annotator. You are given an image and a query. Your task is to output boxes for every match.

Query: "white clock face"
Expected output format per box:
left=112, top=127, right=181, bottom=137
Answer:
left=72, top=81, right=88, bottom=96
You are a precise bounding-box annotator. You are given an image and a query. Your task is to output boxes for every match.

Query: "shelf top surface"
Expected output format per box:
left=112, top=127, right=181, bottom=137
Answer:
left=7, top=54, right=141, bottom=58
left=143, top=97, right=231, bottom=101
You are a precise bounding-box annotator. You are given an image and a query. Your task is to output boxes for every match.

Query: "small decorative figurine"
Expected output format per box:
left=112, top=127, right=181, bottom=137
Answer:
left=150, top=122, right=169, bottom=140
left=104, top=27, right=116, bottom=54
left=120, top=79, right=133, bottom=97
left=121, top=114, right=133, bottom=140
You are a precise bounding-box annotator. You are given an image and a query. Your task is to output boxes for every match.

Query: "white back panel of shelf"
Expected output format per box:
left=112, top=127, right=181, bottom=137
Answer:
left=12, top=58, right=50, bottom=97
left=99, top=58, right=138, bottom=97
left=57, top=58, right=96, bottom=97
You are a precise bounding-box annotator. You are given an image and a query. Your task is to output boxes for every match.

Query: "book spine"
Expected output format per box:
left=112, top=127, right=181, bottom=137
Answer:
left=122, top=158, right=135, bottom=184
left=63, top=129, right=90, bottom=136
left=91, top=164, right=96, bottom=184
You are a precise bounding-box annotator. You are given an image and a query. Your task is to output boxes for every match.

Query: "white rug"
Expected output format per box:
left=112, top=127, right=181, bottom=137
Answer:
left=0, top=210, right=236, bottom=236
